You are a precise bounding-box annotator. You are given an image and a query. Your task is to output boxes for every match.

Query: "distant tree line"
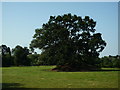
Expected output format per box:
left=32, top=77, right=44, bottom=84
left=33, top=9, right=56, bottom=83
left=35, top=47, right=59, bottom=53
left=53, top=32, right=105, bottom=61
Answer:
left=0, top=44, right=57, bottom=67
left=1, top=45, right=29, bottom=67
left=0, top=44, right=119, bottom=68
left=100, top=55, right=120, bottom=68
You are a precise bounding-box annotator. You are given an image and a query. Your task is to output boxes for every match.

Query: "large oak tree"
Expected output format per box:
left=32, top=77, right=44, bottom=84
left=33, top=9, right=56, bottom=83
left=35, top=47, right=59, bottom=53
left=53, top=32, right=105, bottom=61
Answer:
left=30, top=13, right=106, bottom=71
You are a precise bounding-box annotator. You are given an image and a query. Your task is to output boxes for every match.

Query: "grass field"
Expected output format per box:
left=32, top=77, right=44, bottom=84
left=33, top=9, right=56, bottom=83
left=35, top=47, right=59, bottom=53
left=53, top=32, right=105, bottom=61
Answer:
left=1, top=66, right=119, bottom=88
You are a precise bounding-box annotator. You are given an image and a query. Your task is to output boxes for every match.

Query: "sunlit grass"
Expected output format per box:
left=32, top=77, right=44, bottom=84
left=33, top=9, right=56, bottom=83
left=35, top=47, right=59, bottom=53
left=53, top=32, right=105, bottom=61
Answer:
left=2, top=66, right=119, bottom=88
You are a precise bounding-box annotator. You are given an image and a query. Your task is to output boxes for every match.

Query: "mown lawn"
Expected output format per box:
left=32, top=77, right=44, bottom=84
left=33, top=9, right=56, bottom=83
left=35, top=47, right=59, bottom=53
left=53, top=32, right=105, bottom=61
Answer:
left=1, top=66, right=119, bottom=88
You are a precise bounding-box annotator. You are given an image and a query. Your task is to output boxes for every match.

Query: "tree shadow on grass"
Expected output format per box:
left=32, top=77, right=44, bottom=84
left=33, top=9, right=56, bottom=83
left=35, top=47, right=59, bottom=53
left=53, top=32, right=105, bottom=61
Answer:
left=2, top=83, right=23, bottom=88
left=44, top=68, right=120, bottom=72
left=92, top=69, right=120, bottom=72
left=74, top=69, right=120, bottom=72
left=41, top=69, right=52, bottom=72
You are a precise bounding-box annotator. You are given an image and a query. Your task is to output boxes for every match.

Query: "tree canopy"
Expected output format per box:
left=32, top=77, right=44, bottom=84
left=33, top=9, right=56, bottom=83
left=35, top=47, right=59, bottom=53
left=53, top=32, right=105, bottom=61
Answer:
left=31, top=13, right=106, bottom=71
left=1, top=45, right=12, bottom=67
left=12, top=45, right=30, bottom=66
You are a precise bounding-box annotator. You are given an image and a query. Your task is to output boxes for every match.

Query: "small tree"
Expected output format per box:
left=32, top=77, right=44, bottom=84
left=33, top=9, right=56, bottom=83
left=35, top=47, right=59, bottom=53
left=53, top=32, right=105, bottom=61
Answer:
left=12, top=45, right=30, bottom=66
left=1, top=45, right=13, bottom=67
left=30, top=13, right=106, bottom=71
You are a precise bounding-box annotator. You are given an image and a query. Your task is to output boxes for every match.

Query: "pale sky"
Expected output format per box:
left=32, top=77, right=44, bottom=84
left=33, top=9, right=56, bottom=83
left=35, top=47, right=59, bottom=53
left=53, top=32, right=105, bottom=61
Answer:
left=2, top=2, right=118, bottom=57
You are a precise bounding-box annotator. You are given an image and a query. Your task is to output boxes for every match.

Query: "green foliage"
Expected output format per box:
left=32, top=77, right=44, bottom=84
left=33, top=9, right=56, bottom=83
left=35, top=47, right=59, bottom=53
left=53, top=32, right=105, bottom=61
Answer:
left=1, top=45, right=13, bottom=67
left=27, top=53, right=40, bottom=66
left=38, top=49, right=58, bottom=65
left=30, top=13, right=106, bottom=71
left=100, top=55, right=120, bottom=68
left=12, top=45, right=30, bottom=66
